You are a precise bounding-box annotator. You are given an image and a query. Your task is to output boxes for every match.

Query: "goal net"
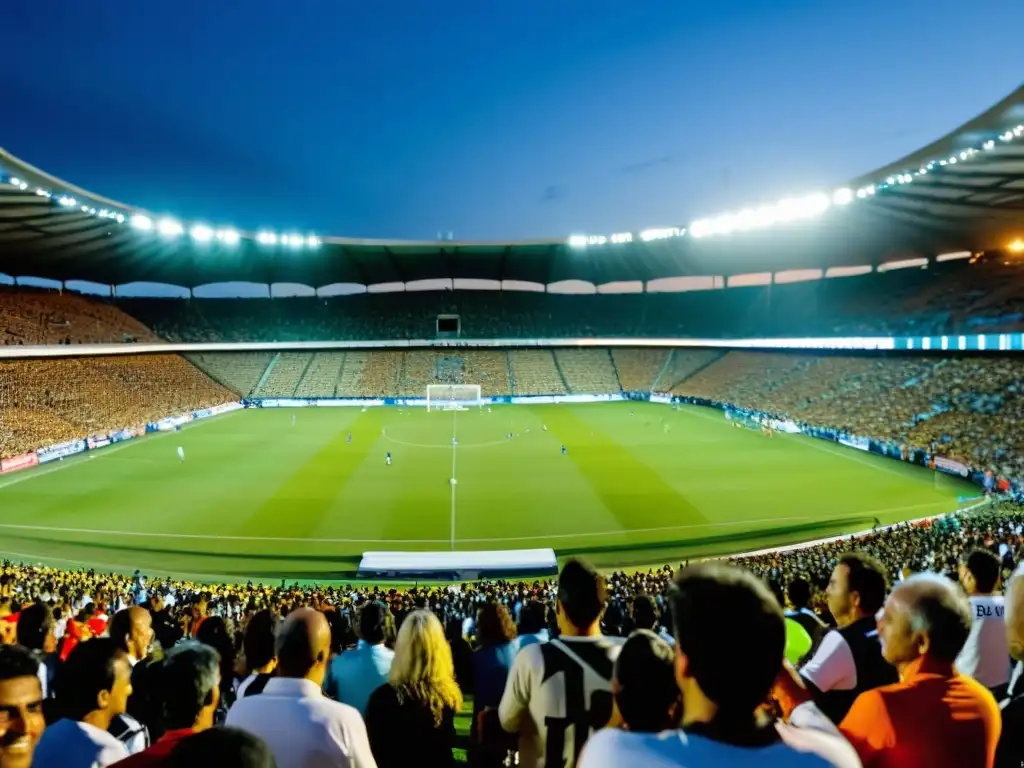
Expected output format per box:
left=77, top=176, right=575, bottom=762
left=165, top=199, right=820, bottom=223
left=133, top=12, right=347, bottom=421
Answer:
left=426, top=384, right=482, bottom=411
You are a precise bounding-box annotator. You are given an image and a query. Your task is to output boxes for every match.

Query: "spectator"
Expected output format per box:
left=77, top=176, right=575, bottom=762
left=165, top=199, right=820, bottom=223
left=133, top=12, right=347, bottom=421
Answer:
left=517, top=600, right=550, bottom=650
left=610, top=629, right=680, bottom=732
left=630, top=595, right=673, bottom=646
left=365, top=609, right=462, bottom=768
left=33, top=638, right=132, bottom=768
left=237, top=610, right=277, bottom=698
left=323, top=601, right=394, bottom=716
left=108, top=607, right=154, bottom=753
left=115, top=642, right=221, bottom=767
left=498, top=558, right=623, bottom=768
left=445, top=617, right=473, bottom=692
left=167, top=726, right=278, bottom=768
left=958, top=549, right=1011, bottom=695
left=0, top=644, right=45, bottom=768
left=196, top=616, right=237, bottom=722
left=470, top=602, right=518, bottom=767
left=839, top=573, right=999, bottom=768
left=996, top=563, right=1024, bottom=768
left=580, top=563, right=859, bottom=768
left=800, top=553, right=897, bottom=722
left=15, top=603, right=58, bottom=699
left=225, top=608, right=376, bottom=768
left=786, top=577, right=829, bottom=658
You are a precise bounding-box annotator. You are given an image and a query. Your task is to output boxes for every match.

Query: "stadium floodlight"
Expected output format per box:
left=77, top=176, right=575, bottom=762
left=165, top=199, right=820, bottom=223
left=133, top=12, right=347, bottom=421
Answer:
left=216, top=228, right=240, bottom=245
left=57, top=196, right=77, bottom=207
left=983, top=140, right=996, bottom=150
left=130, top=214, right=153, bottom=230
left=257, top=231, right=278, bottom=245
left=1009, top=239, right=1024, bottom=254
left=35, top=188, right=52, bottom=198
left=8, top=177, right=28, bottom=190
left=157, top=218, right=184, bottom=237
left=567, top=235, right=588, bottom=247
left=610, top=232, right=632, bottom=244
left=306, top=235, right=321, bottom=248
left=284, top=233, right=305, bottom=248
left=190, top=224, right=214, bottom=242
left=115, top=213, right=125, bottom=224
left=833, top=188, right=853, bottom=205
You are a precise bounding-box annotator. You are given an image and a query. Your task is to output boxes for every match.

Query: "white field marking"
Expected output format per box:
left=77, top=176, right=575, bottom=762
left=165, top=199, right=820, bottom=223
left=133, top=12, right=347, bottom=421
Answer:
left=677, top=406, right=925, bottom=483
left=380, top=426, right=514, bottom=451
left=450, top=409, right=458, bottom=549
left=0, top=409, right=246, bottom=492
left=0, top=500, right=948, bottom=546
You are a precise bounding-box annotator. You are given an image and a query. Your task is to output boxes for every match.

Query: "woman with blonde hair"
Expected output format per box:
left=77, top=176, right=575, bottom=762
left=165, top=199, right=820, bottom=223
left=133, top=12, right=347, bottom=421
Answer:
left=366, top=609, right=463, bottom=768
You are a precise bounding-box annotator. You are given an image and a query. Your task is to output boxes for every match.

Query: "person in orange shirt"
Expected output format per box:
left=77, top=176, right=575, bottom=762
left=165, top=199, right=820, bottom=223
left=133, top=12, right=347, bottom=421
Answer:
left=778, top=572, right=1001, bottom=768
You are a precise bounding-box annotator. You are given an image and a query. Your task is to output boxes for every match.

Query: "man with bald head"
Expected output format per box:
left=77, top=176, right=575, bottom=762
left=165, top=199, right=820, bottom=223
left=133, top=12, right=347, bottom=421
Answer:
left=837, top=573, right=1001, bottom=768
left=226, top=608, right=377, bottom=767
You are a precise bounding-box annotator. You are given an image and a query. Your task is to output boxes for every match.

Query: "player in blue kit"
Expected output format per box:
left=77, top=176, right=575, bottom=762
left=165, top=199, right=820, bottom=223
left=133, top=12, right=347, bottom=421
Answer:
left=561, top=445, right=567, bottom=455
left=453, top=436, right=458, bottom=446
left=386, top=451, right=392, bottom=466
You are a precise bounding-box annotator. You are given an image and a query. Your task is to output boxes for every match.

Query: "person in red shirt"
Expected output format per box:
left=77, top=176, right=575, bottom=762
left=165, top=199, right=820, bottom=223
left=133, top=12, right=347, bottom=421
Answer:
left=116, top=642, right=221, bottom=767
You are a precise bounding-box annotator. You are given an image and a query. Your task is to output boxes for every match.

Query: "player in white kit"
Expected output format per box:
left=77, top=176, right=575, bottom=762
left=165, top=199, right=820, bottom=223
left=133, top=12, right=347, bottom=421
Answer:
left=177, top=446, right=185, bottom=462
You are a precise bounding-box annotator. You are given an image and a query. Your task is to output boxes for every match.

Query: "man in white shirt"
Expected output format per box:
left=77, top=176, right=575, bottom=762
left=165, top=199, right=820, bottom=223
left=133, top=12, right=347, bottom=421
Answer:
left=957, top=548, right=1010, bottom=695
left=226, top=607, right=377, bottom=768
left=579, top=563, right=860, bottom=768
left=498, top=558, right=624, bottom=768
left=32, top=638, right=132, bottom=768
left=799, top=553, right=897, bottom=722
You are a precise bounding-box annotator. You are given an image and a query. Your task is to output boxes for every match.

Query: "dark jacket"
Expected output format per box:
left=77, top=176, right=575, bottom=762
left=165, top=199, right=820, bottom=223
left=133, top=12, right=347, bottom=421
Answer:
left=365, top=684, right=457, bottom=768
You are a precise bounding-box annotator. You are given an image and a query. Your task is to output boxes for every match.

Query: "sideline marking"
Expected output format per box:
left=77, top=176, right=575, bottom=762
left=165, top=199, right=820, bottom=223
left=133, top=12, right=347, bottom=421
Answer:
left=0, top=500, right=947, bottom=545
left=380, top=426, right=514, bottom=451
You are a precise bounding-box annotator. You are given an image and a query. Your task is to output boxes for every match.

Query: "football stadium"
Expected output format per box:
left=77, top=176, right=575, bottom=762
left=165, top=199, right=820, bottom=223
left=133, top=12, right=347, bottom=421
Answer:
left=2, top=68, right=1024, bottom=765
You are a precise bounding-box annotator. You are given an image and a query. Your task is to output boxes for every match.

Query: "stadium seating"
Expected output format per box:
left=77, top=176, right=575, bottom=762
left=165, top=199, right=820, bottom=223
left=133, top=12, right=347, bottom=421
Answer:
left=0, top=355, right=234, bottom=458
left=554, top=349, right=621, bottom=394
left=187, top=352, right=273, bottom=396
left=507, top=350, right=568, bottom=395
left=610, top=348, right=667, bottom=392
left=254, top=352, right=314, bottom=398
left=295, top=351, right=347, bottom=398
left=0, top=288, right=160, bottom=346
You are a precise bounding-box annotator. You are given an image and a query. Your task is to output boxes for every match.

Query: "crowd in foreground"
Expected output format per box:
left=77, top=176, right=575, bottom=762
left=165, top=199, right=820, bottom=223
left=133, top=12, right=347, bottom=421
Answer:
left=1, top=503, right=1024, bottom=767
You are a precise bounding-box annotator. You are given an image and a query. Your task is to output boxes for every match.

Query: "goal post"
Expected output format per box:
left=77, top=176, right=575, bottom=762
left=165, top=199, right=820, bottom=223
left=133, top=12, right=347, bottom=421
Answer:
left=426, top=384, right=482, bottom=411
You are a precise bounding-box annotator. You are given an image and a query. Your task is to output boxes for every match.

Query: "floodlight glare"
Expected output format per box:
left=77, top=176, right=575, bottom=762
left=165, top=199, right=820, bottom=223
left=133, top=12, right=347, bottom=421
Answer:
left=567, top=235, right=588, bottom=247
left=115, top=213, right=125, bottom=224
left=217, top=228, right=240, bottom=245
left=130, top=214, right=153, bottom=230
left=284, top=234, right=304, bottom=247
left=35, top=188, right=52, bottom=198
left=833, top=188, right=853, bottom=205
left=257, top=231, right=278, bottom=245
left=8, top=177, right=23, bottom=188
left=306, top=235, right=321, bottom=248
left=1009, top=238, right=1024, bottom=254
left=190, top=224, right=214, bottom=242
left=57, top=196, right=77, bottom=207
left=157, top=218, right=184, bottom=237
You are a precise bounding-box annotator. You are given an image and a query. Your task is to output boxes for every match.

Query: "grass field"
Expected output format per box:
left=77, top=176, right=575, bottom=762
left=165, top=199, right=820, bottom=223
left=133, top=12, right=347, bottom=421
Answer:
left=0, top=402, right=975, bottom=581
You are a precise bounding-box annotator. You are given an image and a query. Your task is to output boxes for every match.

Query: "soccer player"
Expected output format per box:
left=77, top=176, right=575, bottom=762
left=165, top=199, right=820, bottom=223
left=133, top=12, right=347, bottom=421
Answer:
left=561, top=445, right=567, bottom=456
left=507, top=432, right=512, bottom=440
left=347, top=432, right=352, bottom=444
left=386, top=451, right=392, bottom=466
left=177, top=446, right=185, bottom=462
left=542, top=424, right=547, bottom=431
left=453, top=437, right=458, bottom=447
left=291, top=414, right=296, bottom=426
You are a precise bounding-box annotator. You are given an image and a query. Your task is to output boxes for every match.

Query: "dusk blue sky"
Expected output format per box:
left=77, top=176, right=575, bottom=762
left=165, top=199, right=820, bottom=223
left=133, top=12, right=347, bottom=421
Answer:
left=4, top=1, right=1023, bottom=243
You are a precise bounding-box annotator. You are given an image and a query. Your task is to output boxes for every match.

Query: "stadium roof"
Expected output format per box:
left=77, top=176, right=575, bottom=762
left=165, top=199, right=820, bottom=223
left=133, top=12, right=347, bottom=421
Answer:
left=1, top=84, right=1023, bottom=289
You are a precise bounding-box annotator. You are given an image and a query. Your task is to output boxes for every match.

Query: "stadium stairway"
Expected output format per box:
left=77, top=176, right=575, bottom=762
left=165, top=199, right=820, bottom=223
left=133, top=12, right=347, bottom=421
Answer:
left=607, top=349, right=625, bottom=393
left=256, top=353, right=280, bottom=393
left=185, top=352, right=274, bottom=397
left=504, top=350, right=517, bottom=393
left=664, top=349, right=727, bottom=391
left=551, top=350, right=572, bottom=392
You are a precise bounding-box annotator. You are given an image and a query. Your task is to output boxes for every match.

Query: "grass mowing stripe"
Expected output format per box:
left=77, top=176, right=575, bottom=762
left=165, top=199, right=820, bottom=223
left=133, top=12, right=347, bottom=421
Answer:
left=245, top=409, right=386, bottom=538
left=539, top=406, right=711, bottom=530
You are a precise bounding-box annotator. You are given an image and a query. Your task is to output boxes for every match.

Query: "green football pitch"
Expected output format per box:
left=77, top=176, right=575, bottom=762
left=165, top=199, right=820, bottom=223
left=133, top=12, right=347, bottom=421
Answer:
left=0, top=402, right=975, bottom=582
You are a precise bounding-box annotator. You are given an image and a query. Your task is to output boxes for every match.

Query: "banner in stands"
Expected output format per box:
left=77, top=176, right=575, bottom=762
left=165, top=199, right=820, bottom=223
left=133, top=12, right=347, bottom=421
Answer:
left=37, top=439, right=86, bottom=464
left=110, top=426, right=145, bottom=443
left=934, top=456, right=971, bottom=477
left=839, top=435, right=871, bottom=452
left=649, top=394, right=672, bottom=404
left=148, top=414, right=193, bottom=432
left=0, top=452, right=38, bottom=474
left=86, top=436, right=111, bottom=450
left=192, top=402, right=243, bottom=420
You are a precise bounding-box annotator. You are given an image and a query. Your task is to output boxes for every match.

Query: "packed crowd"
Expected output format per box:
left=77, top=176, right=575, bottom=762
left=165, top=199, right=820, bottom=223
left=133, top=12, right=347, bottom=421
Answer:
left=4, top=255, right=1024, bottom=348
left=0, top=355, right=235, bottom=459
left=2, top=501, right=1024, bottom=767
